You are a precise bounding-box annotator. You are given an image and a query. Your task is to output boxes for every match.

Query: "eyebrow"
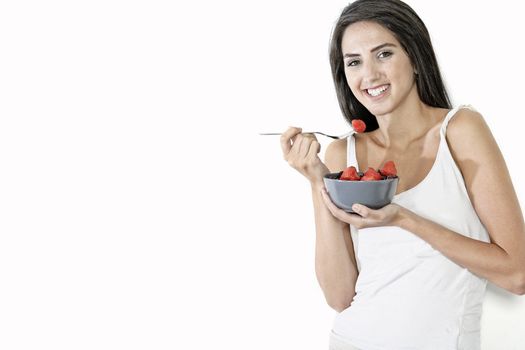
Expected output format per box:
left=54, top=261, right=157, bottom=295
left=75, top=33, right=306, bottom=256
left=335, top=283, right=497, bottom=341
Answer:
left=343, top=43, right=397, bottom=58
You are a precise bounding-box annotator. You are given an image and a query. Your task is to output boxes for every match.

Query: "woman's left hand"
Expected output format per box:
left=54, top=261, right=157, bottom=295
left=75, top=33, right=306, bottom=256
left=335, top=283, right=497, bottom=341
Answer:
left=320, top=187, right=404, bottom=229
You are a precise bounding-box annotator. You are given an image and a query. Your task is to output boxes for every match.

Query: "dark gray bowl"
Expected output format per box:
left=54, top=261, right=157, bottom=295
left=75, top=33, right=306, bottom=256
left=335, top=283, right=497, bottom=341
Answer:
left=323, top=172, right=399, bottom=213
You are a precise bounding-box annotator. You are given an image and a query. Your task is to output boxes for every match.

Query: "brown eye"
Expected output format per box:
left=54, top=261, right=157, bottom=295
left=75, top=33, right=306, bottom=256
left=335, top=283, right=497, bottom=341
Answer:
left=346, top=59, right=360, bottom=67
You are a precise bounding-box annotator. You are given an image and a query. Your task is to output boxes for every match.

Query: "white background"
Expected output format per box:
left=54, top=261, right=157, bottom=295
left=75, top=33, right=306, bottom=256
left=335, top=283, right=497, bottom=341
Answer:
left=0, top=0, right=524, bottom=349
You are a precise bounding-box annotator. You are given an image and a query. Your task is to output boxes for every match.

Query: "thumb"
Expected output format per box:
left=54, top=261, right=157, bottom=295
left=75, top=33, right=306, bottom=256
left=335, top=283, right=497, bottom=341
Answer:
left=352, top=204, right=372, bottom=218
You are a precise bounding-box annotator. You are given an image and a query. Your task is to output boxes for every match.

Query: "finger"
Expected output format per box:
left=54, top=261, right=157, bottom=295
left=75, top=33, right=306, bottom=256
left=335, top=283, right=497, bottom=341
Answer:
left=280, top=127, right=302, bottom=155
left=280, top=127, right=302, bottom=156
left=298, top=134, right=313, bottom=158
left=289, top=133, right=304, bottom=159
left=303, top=133, right=319, bottom=155
left=320, top=188, right=339, bottom=210
left=307, top=140, right=321, bottom=158
left=302, top=132, right=319, bottom=142
left=303, top=133, right=321, bottom=155
left=351, top=204, right=367, bottom=217
left=352, top=204, right=376, bottom=219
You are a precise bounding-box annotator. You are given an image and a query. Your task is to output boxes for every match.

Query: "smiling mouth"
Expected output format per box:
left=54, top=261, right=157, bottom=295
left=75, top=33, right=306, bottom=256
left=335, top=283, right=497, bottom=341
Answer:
left=365, top=84, right=390, bottom=97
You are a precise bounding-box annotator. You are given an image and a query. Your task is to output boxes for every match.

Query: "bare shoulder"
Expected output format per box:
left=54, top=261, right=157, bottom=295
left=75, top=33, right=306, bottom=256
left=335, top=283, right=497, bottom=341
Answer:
left=324, top=138, right=348, bottom=173
left=446, top=107, right=497, bottom=163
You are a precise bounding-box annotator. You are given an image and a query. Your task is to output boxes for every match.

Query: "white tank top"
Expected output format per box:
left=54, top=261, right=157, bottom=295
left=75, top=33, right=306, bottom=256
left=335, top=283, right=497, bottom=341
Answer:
left=332, top=105, right=491, bottom=350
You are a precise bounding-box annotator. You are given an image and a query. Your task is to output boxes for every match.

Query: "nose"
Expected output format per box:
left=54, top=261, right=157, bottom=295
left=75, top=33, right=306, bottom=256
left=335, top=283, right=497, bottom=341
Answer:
left=361, top=60, right=382, bottom=86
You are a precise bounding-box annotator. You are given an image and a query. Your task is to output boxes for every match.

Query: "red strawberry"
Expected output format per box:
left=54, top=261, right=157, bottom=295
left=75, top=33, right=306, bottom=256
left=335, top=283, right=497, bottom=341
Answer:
left=351, top=119, right=366, bottom=133
left=379, top=160, right=397, bottom=177
left=361, top=167, right=382, bottom=181
left=340, top=166, right=361, bottom=181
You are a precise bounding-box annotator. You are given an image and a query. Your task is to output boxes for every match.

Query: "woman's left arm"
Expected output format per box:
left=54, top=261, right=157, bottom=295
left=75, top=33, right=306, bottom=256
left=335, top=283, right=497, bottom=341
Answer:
left=320, top=109, right=525, bottom=295
left=402, top=109, right=525, bottom=294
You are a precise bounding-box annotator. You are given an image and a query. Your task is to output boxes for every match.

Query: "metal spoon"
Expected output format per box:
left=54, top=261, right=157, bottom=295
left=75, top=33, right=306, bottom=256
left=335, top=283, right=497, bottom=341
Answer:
left=258, top=131, right=352, bottom=140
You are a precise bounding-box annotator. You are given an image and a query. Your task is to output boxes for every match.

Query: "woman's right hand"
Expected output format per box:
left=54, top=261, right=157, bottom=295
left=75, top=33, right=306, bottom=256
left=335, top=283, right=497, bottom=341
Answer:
left=280, top=126, right=330, bottom=186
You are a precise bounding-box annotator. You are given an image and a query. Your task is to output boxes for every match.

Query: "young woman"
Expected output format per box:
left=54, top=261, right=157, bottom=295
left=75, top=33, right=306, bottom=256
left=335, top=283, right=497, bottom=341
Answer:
left=279, top=0, right=525, bottom=349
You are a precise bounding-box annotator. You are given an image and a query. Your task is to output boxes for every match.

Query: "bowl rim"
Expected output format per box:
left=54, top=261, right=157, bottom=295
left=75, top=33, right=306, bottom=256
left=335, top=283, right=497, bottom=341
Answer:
left=323, top=172, right=399, bottom=183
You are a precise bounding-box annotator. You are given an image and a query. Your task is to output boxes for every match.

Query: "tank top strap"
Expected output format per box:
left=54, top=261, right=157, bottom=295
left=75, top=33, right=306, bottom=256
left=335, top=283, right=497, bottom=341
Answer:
left=439, top=104, right=478, bottom=137
left=346, top=130, right=358, bottom=167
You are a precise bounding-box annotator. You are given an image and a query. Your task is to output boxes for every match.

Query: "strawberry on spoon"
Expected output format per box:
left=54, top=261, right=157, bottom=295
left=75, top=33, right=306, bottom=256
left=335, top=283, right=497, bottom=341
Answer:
left=351, top=119, right=366, bottom=133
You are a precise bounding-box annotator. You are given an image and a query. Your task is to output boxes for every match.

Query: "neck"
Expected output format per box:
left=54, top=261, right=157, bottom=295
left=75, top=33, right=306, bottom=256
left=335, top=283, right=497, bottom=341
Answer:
left=370, top=95, right=436, bottom=149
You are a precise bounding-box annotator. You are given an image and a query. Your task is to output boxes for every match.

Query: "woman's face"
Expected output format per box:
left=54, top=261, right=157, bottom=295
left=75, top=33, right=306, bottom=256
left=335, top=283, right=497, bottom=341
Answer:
left=341, top=21, right=417, bottom=116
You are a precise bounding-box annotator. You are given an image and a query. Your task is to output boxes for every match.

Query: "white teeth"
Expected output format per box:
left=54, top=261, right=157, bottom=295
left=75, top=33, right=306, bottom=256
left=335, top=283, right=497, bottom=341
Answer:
left=367, top=85, right=389, bottom=97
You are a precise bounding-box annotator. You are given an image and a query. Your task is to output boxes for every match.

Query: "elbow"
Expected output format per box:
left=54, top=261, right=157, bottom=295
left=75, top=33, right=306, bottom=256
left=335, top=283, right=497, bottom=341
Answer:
left=511, top=270, right=525, bottom=296
left=326, top=293, right=354, bottom=312
left=503, top=266, right=525, bottom=295
left=327, top=299, right=351, bottom=313
left=511, top=283, right=525, bottom=296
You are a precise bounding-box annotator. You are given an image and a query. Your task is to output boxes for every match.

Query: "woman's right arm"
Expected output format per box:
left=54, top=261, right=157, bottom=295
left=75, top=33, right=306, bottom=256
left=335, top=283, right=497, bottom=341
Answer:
left=312, top=139, right=358, bottom=312
left=280, top=127, right=358, bottom=312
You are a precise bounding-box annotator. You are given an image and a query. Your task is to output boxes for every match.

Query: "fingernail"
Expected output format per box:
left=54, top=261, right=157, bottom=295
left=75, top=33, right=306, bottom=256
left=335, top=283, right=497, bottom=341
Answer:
left=352, top=204, right=360, bottom=212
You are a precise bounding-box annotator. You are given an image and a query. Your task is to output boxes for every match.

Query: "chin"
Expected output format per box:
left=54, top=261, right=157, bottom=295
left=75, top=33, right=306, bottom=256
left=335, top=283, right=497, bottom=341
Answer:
left=355, top=94, right=394, bottom=117
left=364, top=104, right=394, bottom=118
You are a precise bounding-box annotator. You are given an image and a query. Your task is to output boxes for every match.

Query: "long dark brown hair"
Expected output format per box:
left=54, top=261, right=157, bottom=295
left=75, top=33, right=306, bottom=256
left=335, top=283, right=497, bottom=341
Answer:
left=329, top=0, right=452, bottom=132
